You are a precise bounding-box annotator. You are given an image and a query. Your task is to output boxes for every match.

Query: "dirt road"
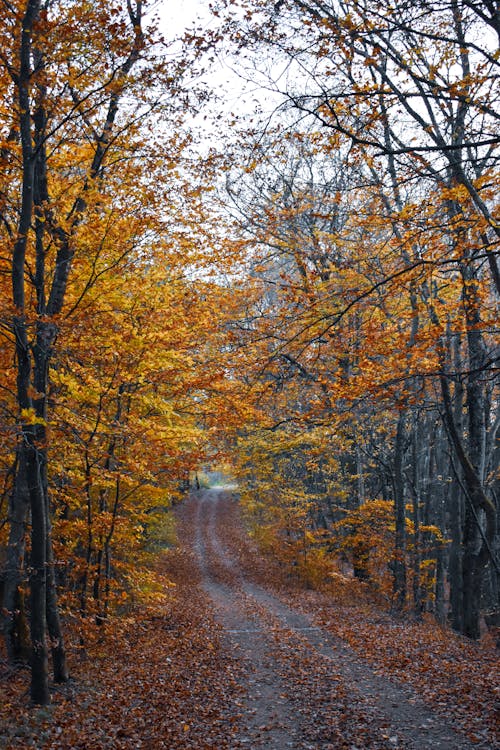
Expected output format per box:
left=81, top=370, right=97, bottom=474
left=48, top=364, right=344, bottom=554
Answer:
left=183, top=488, right=479, bottom=750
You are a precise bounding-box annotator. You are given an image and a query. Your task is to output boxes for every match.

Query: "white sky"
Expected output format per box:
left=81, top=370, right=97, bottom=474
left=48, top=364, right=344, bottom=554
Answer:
left=155, top=0, right=274, bottom=143
left=158, top=0, right=213, bottom=41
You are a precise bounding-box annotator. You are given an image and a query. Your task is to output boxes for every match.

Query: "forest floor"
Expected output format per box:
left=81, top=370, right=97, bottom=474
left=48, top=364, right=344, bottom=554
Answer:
left=0, top=488, right=498, bottom=749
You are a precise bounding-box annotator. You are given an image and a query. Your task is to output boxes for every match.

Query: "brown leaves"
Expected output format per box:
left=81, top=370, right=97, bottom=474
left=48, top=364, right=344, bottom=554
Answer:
left=0, top=570, right=243, bottom=749
left=209, top=492, right=499, bottom=748
left=2, top=489, right=497, bottom=748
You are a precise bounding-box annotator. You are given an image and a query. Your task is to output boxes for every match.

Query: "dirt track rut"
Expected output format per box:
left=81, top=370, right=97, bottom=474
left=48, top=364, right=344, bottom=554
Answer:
left=190, top=488, right=476, bottom=750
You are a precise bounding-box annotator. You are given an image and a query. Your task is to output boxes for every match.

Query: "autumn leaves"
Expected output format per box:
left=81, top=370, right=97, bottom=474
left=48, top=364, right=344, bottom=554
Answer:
left=0, top=0, right=236, bottom=703
left=0, top=0, right=498, bottom=710
left=214, top=0, right=499, bottom=640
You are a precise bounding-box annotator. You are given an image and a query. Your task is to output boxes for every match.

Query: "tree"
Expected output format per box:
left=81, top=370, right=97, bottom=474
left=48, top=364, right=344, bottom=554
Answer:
left=0, top=0, right=191, bottom=703
left=207, top=0, right=499, bottom=636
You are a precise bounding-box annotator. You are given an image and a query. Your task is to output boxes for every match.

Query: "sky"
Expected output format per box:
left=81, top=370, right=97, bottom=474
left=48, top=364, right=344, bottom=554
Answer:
left=158, top=0, right=213, bottom=41
left=155, top=0, right=272, bottom=143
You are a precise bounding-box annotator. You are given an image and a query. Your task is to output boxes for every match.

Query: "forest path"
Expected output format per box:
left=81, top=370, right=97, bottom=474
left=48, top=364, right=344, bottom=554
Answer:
left=0, top=488, right=496, bottom=749
left=183, top=488, right=477, bottom=750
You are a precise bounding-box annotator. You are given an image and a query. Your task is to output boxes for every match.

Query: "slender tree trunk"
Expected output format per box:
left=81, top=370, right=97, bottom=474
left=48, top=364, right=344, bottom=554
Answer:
left=447, top=333, right=465, bottom=631
left=448, top=475, right=465, bottom=632
left=355, top=442, right=365, bottom=505
left=409, top=416, right=424, bottom=618
left=45, top=505, right=69, bottom=683
left=93, top=547, right=103, bottom=610
left=392, top=413, right=407, bottom=610
left=435, top=545, right=446, bottom=625
left=79, top=451, right=94, bottom=615
left=434, top=423, right=448, bottom=624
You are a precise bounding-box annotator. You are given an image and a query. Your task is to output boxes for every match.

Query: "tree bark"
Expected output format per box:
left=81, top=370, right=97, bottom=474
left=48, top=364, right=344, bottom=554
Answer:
left=45, top=502, right=69, bottom=683
left=440, top=369, right=496, bottom=638
left=1, top=450, right=30, bottom=664
left=25, top=435, right=50, bottom=705
left=392, top=413, right=407, bottom=610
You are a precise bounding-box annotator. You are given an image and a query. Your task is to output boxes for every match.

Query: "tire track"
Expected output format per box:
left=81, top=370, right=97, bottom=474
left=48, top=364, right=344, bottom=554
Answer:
left=191, top=488, right=476, bottom=750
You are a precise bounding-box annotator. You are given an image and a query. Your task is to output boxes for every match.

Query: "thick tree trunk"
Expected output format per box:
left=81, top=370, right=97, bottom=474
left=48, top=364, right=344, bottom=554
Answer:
left=13, top=316, right=51, bottom=703
left=33, top=324, right=69, bottom=684
left=2, top=451, right=30, bottom=664
left=440, top=370, right=496, bottom=638
left=436, top=258, right=496, bottom=640
left=24, top=437, right=50, bottom=705
left=460, top=266, right=491, bottom=639
left=462, top=513, right=484, bottom=640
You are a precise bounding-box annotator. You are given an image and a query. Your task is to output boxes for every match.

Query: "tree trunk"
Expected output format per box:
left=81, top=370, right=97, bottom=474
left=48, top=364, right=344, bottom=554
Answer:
left=392, top=413, right=407, bottom=610
left=448, top=475, right=465, bottom=632
left=12, top=315, right=51, bottom=703
left=462, top=507, right=484, bottom=639
left=460, top=264, right=491, bottom=639
left=24, top=437, right=50, bottom=705
left=2, top=450, right=30, bottom=664
left=45, top=506, right=69, bottom=683
left=409, top=417, right=423, bottom=618
left=435, top=544, right=446, bottom=625
left=33, top=323, right=69, bottom=684
left=433, top=423, right=447, bottom=624
left=5, top=0, right=144, bottom=702
left=446, top=333, right=465, bottom=631
left=440, top=369, right=496, bottom=638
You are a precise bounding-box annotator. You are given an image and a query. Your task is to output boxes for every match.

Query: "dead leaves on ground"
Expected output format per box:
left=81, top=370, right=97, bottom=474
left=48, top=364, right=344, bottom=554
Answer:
left=1, top=492, right=498, bottom=749
left=0, top=548, right=244, bottom=749
left=215, top=493, right=499, bottom=749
